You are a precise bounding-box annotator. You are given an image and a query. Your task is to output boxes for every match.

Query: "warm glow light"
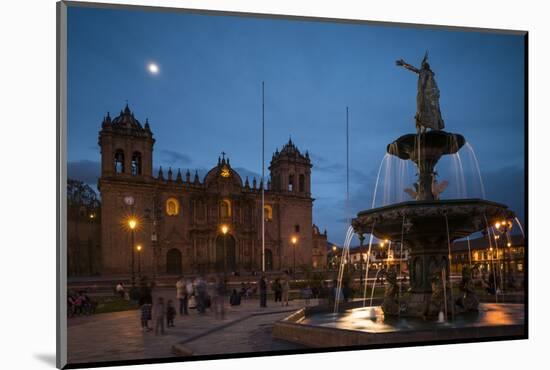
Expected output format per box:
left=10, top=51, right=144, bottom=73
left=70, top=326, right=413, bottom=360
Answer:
left=221, top=225, right=229, bottom=235
left=507, top=242, right=512, bottom=247
left=332, top=245, right=337, bottom=251
left=495, top=222, right=501, bottom=229
left=136, top=245, right=142, bottom=252
left=148, top=62, right=159, bottom=74
left=128, top=218, right=137, bottom=230
left=291, top=236, right=298, bottom=245
left=89, top=214, right=95, bottom=219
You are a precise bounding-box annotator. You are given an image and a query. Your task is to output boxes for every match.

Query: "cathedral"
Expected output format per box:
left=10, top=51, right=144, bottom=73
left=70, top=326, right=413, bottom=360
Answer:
left=97, top=105, right=328, bottom=276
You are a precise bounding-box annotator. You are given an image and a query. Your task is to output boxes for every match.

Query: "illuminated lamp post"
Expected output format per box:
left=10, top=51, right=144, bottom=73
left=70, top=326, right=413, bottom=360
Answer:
left=136, top=244, right=142, bottom=279
left=128, top=217, right=138, bottom=287
left=291, top=236, right=298, bottom=279
left=221, top=224, right=229, bottom=277
left=495, top=219, right=513, bottom=290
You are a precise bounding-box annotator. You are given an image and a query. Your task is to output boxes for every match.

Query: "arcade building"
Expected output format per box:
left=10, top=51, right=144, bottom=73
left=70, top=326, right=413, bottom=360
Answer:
left=96, top=105, right=328, bottom=276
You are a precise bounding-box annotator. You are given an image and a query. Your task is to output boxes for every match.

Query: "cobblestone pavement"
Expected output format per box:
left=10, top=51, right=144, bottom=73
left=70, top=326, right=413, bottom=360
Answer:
left=67, top=289, right=309, bottom=365
left=179, top=310, right=306, bottom=356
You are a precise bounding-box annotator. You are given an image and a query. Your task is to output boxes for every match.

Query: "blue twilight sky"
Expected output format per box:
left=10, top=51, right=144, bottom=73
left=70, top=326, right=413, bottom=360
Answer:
left=67, top=6, right=526, bottom=245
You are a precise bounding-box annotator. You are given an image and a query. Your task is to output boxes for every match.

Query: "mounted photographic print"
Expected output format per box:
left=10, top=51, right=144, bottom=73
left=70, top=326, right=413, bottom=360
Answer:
left=57, top=1, right=527, bottom=368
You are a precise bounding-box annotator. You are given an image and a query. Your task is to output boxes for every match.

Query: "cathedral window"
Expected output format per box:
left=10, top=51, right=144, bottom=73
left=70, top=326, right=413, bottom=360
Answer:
left=114, top=149, right=125, bottom=174
left=288, top=174, right=294, bottom=191
left=166, top=197, right=180, bottom=216
left=131, top=151, right=142, bottom=176
left=299, top=174, right=305, bottom=192
left=220, top=199, right=232, bottom=218
left=264, top=205, right=273, bottom=221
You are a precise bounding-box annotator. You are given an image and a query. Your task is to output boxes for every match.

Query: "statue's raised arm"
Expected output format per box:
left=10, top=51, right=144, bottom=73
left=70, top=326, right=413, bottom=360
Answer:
left=396, top=59, right=420, bottom=74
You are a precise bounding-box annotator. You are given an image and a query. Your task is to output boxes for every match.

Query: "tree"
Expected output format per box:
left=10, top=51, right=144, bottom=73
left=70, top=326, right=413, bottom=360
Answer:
left=67, top=179, right=101, bottom=219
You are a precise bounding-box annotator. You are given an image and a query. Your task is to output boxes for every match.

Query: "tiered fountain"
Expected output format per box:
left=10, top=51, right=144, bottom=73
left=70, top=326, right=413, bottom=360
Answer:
left=273, top=54, right=524, bottom=348
left=351, top=55, right=515, bottom=319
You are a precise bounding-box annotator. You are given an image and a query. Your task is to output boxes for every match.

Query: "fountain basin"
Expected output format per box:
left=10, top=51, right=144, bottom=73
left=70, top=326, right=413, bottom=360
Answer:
left=353, top=198, right=515, bottom=241
left=387, top=130, right=465, bottom=161
left=352, top=199, right=515, bottom=317
left=273, top=303, right=525, bottom=348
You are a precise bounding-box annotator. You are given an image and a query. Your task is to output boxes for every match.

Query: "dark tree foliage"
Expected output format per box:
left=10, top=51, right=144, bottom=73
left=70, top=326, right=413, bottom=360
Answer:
left=67, top=179, right=101, bottom=219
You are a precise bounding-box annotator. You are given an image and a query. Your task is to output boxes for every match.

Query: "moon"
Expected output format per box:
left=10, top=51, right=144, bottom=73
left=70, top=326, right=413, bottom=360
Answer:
left=147, top=62, right=159, bottom=75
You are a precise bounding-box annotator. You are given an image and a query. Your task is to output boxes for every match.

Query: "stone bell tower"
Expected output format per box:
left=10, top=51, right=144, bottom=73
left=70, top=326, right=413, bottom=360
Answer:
left=97, top=104, right=156, bottom=275
left=269, top=138, right=312, bottom=196
left=98, top=104, right=155, bottom=179
left=269, top=138, right=313, bottom=271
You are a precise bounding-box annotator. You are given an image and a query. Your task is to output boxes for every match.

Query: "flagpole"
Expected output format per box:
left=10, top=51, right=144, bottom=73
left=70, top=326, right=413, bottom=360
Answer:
left=261, top=81, right=265, bottom=273
left=346, top=107, right=350, bottom=274
left=346, top=106, right=350, bottom=224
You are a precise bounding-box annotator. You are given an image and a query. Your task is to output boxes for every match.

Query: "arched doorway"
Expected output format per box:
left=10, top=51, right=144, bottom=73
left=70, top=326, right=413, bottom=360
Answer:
left=265, top=249, right=273, bottom=271
left=166, top=248, right=182, bottom=275
left=215, top=234, right=236, bottom=272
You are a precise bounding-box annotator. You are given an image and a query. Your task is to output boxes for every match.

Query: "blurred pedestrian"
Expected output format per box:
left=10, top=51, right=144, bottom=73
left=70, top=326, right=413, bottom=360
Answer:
left=153, top=297, right=166, bottom=335
left=166, top=300, right=176, bottom=328
left=273, top=278, right=282, bottom=303
left=259, top=275, right=267, bottom=308
left=281, top=274, right=290, bottom=306
left=176, top=276, right=187, bottom=316
left=214, top=275, right=226, bottom=319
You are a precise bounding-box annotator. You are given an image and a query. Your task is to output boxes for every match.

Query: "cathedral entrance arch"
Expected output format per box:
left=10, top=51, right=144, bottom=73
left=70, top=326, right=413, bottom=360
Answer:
left=215, top=234, right=236, bottom=272
left=166, top=248, right=182, bottom=275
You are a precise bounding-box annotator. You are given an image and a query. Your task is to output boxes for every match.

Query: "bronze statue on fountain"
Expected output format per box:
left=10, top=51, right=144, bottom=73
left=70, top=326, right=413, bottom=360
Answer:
left=352, top=53, right=515, bottom=319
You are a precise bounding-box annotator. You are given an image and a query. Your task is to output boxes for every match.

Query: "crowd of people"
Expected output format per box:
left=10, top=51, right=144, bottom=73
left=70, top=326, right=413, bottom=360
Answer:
left=69, top=273, right=348, bottom=333
left=134, top=272, right=315, bottom=334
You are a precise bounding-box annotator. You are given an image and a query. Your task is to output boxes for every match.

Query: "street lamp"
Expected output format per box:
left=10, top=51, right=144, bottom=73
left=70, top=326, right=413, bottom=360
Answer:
left=494, top=219, right=512, bottom=292
left=128, top=217, right=138, bottom=287
left=291, top=236, right=298, bottom=278
left=221, top=224, right=229, bottom=277
left=136, top=244, right=142, bottom=279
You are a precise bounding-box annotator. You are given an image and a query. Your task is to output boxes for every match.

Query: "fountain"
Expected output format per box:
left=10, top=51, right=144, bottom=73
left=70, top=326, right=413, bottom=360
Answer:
left=273, top=53, right=524, bottom=348
left=352, top=132, right=514, bottom=318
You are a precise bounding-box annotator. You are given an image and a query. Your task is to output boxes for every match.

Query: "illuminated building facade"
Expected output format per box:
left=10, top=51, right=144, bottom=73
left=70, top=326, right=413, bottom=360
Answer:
left=97, top=105, right=327, bottom=275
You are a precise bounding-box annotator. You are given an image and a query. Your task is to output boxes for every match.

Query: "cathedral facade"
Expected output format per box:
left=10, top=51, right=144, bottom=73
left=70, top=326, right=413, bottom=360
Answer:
left=97, top=105, right=327, bottom=276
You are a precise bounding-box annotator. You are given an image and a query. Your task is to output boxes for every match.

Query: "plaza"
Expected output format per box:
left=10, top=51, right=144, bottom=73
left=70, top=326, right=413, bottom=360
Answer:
left=67, top=287, right=308, bottom=365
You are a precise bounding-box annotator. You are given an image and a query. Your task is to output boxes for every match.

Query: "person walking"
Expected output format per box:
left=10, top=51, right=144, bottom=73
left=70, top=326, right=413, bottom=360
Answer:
left=138, top=282, right=153, bottom=332
left=214, top=275, right=226, bottom=319
left=166, top=300, right=176, bottom=328
left=273, top=278, right=282, bottom=303
left=281, top=273, right=290, bottom=307
left=185, top=279, right=194, bottom=314
left=153, top=297, right=166, bottom=335
left=303, top=284, right=313, bottom=306
left=196, top=276, right=207, bottom=314
left=230, top=289, right=241, bottom=306
left=176, top=277, right=187, bottom=316
left=259, top=275, right=267, bottom=308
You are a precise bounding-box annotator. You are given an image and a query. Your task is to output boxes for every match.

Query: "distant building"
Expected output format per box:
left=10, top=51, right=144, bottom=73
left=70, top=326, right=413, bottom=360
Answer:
left=95, top=105, right=328, bottom=276
left=450, top=234, right=525, bottom=276
left=327, top=242, right=409, bottom=271
left=326, top=234, right=525, bottom=280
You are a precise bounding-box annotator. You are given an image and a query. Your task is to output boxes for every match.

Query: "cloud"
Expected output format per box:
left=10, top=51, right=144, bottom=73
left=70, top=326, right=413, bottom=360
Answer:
left=67, top=160, right=100, bottom=185
left=160, top=150, right=192, bottom=166
left=233, top=167, right=261, bottom=182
